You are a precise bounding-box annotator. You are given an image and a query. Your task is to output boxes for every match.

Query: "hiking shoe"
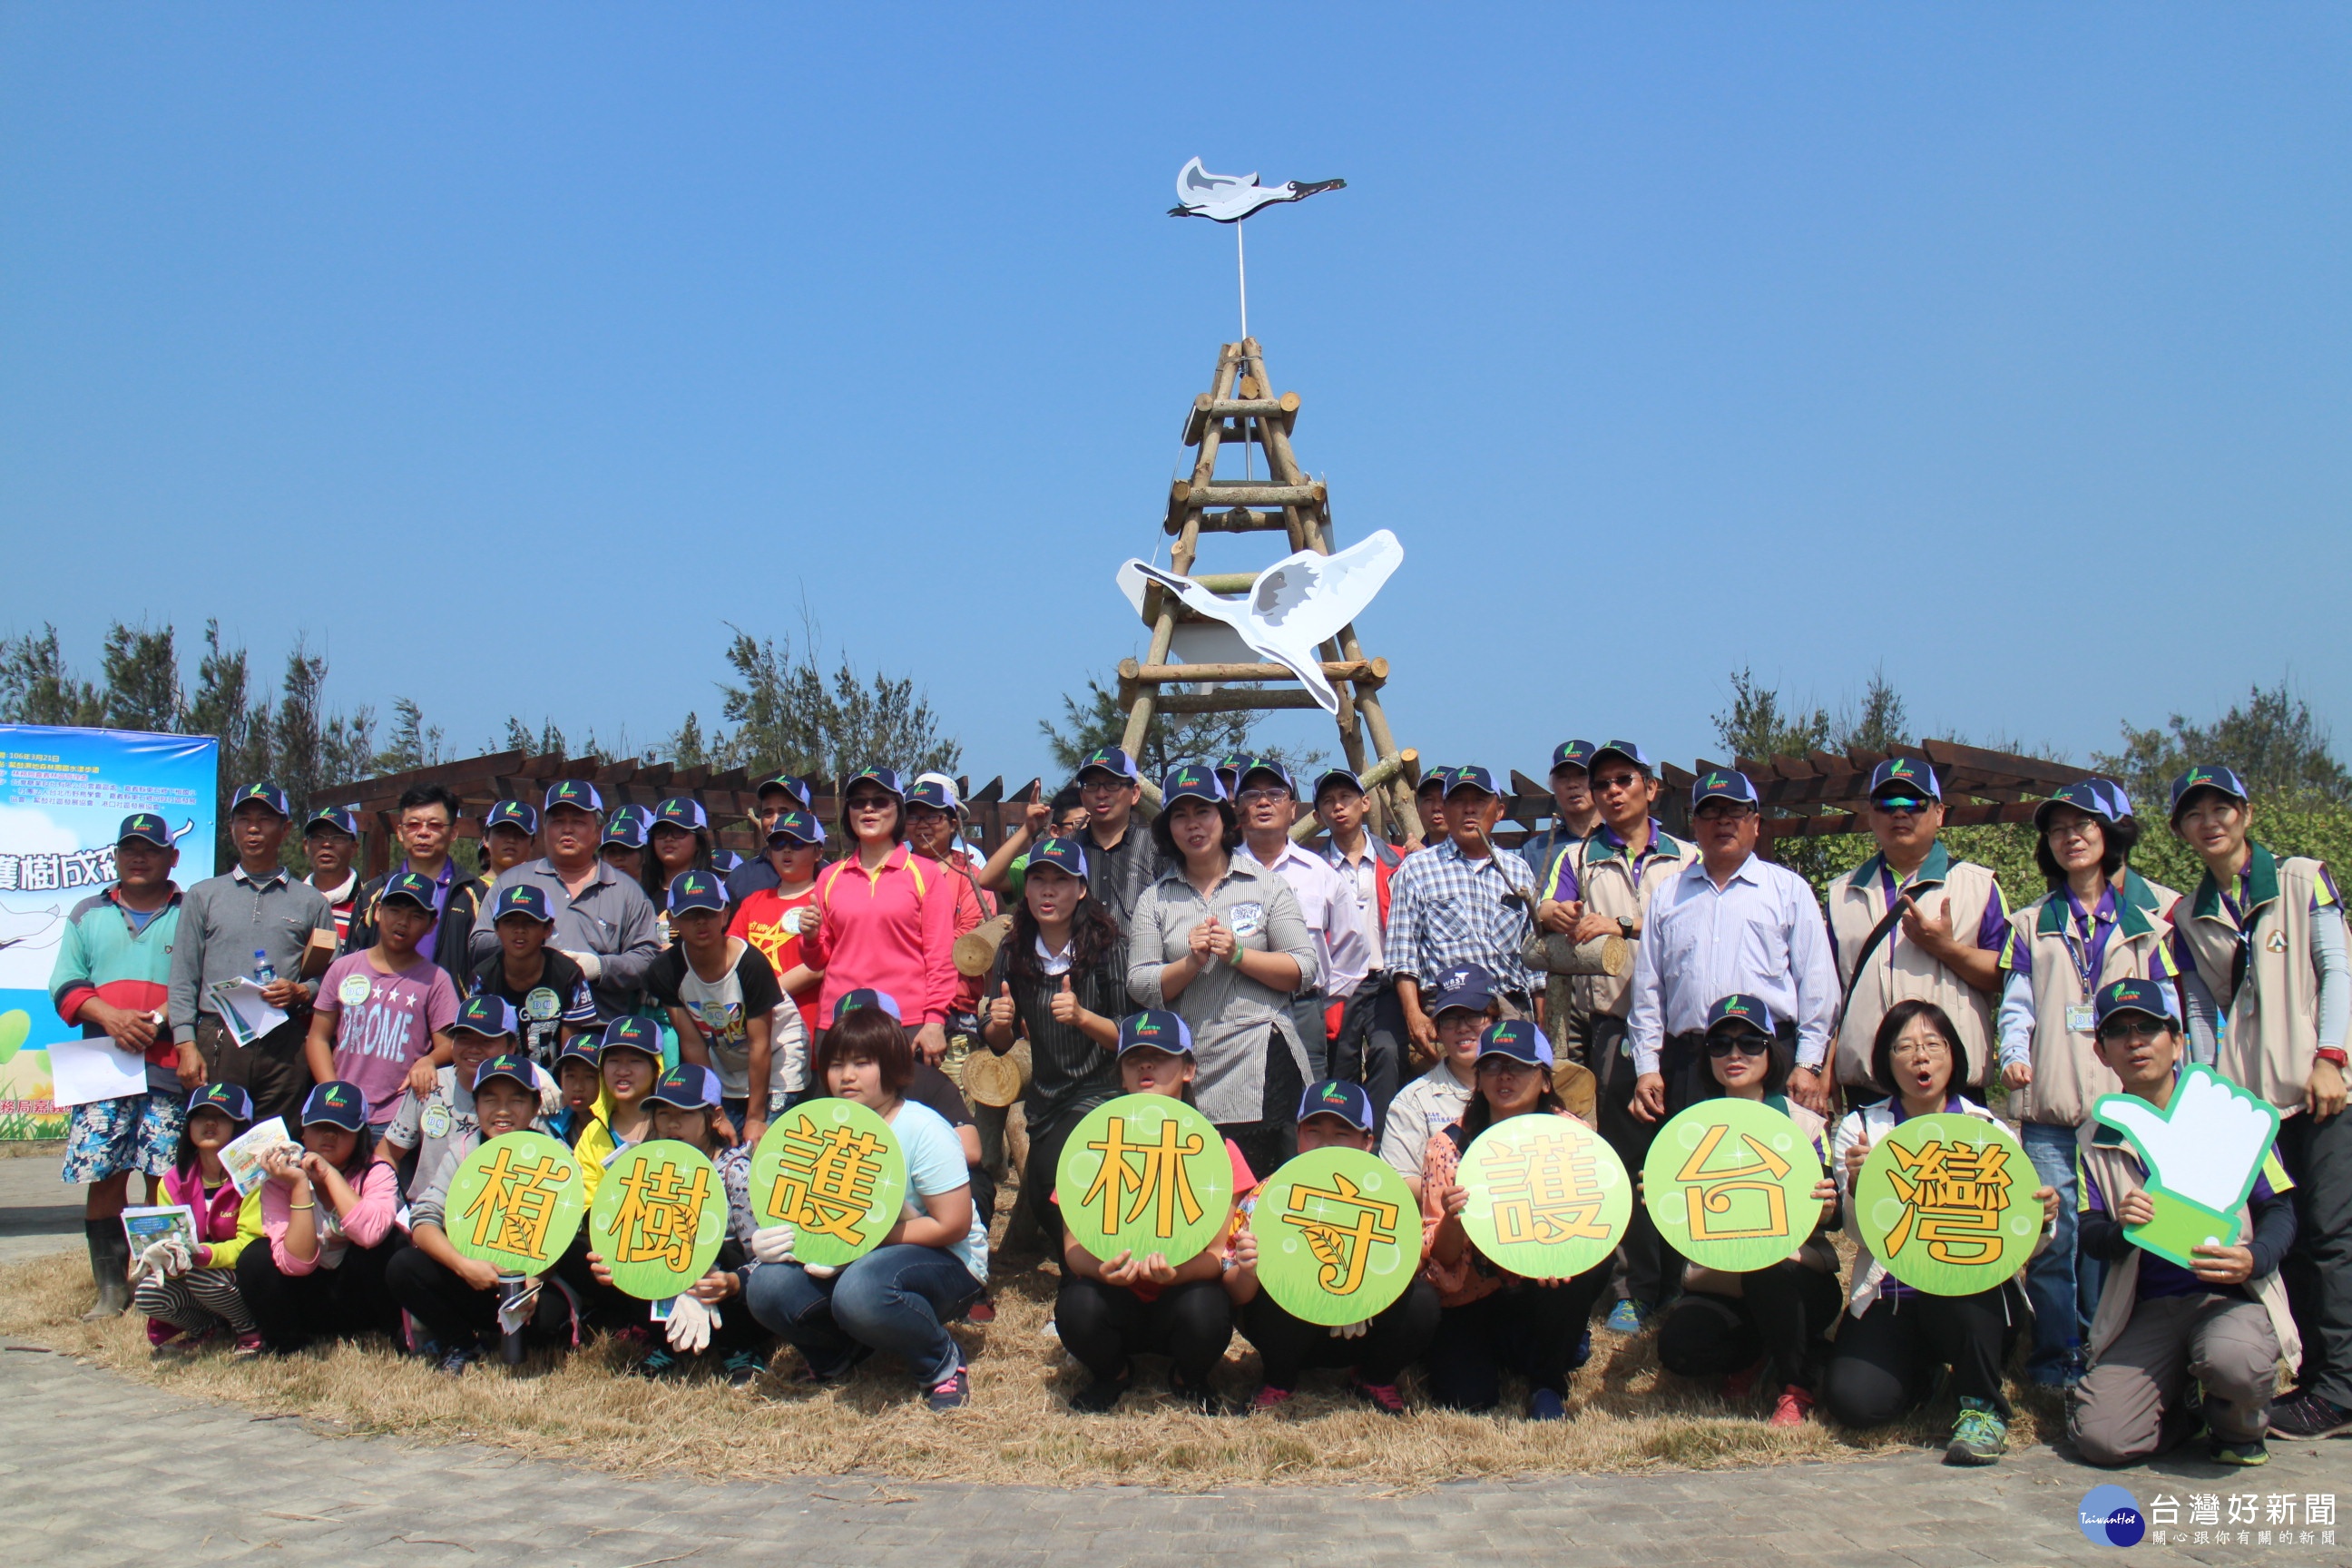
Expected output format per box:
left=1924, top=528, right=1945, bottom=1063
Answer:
left=1247, top=1385, right=1294, bottom=1414
left=1350, top=1377, right=1408, bottom=1416
left=720, top=1350, right=768, bottom=1388
left=1070, top=1371, right=1131, bottom=1414
left=2209, top=1434, right=2269, bottom=1466
left=1768, top=1385, right=1815, bottom=1428
left=1945, top=1397, right=2007, bottom=1465
left=2268, top=1390, right=2352, bottom=1440
left=1722, top=1356, right=1769, bottom=1402
left=634, top=1348, right=685, bottom=1380
left=964, top=1297, right=997, bottom=1325
left=1604, top=1298, right=1651, bottom=1335
left=1568, top=1328, right=1592, bottom=1370
left=1527, top=1387, right=1569, bottom=1421
left=1170, top=1373, right=1220, bottom=1416
left=924, top=1367, right=971, bottom=1411
left=435, top=1342, right=479, bottom=1377
left=230, top=1330, right=265, bottom=1360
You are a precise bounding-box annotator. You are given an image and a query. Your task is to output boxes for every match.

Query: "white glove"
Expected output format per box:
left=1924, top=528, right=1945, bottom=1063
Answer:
left=804, top=1262, right=839, bottom=1280
left=2095, top=1068, right=2277, bottom=1211
left=563, top=949, right=604, bottom=984
left=750, top=1223, right=798, bottom=1265
left=664, top=1292, right=716, bottom=1353
left=1327, top=1318, right=1370, bottom=1340
left=130, top=1236, right=190, bottom=1286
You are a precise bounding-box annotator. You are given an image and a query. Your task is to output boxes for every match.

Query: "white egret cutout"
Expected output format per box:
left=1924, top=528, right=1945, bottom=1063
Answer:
left=1116, top=530, right=1404, bottom=716
left=1169, top=159, right=1346, bottom=224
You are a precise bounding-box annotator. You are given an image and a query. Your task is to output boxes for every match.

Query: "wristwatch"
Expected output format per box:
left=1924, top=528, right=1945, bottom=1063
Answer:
left=1617, top=916, right=1635, bottom=940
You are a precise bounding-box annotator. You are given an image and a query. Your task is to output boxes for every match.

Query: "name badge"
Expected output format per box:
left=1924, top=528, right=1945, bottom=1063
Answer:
left=1228, top=901, right=1265, bottom=938
left=338, top=974, right=373, bottom=1007
left=420, top=1102, right=454, bottom=1141
left=2065, top=1004, right=2095, bottom=1034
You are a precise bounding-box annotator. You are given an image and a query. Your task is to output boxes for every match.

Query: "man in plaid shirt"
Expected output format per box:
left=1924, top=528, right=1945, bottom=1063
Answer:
left=1384, top=766, right=1538, bottom=1065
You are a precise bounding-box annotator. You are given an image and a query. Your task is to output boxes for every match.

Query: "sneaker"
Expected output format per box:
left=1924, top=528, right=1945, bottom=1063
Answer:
left=1945, top=1397, right=2008, bottom=1465
left=1070, top=1370, right=1131, bottom=1414
left=964, top=1297, right=997, bottom=1326
left=2209, top=1434, right=2269, bottom=1466
left=1248, top=1385, right=1294, bottom=1414
left=1527, top=1387, right=1569, bottom=1421
left=1604, top=1298, right=1650, bottom=1335
left=230, top=1330, right=265, bottom=1360
left=1350, top=1377, right=1408, bottom=1416
left=791, top=1344, right=872, bottom=1385
left=2268, top=1391, right=2352, bottom=1440
left=634, top=1348, right=684, bottom=1380
left=434, top=1342, right=479, bottom=1377
left=720, top=1349, right=768, bottom=1389
left=1568, top=1328, right=1592, bottom=1371
left=925, top=1367, right=971, bottom=1411
left=1722, top=1356, right=1769, bottom=1402
left=1768, top=1385, right=1814, bottom=1428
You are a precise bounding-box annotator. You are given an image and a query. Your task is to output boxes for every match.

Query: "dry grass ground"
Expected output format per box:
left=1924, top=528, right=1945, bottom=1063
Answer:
left=2, top=1138, right=66, bottom=1160
left=0, top=1217, right=2066, bottom=1491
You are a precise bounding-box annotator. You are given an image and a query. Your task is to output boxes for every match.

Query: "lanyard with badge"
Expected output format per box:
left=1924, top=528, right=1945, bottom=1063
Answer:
left=2061, top=887, right=2113, bottom=1034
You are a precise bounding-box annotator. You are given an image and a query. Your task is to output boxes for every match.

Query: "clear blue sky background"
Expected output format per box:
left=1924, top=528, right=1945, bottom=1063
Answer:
left=6, top=7, right=2348, bottom=787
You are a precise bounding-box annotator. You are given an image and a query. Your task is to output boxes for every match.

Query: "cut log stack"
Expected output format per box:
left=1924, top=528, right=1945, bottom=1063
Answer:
left=1116, top=337, right=1421, bottom=841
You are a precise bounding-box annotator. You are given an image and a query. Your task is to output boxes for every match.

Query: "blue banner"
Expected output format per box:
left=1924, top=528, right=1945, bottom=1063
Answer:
left=0, top=725, right=217, bottom=1139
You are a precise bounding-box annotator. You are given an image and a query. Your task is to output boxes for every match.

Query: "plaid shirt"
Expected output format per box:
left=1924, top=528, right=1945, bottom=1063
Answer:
left=1383, top=838, right=1537, bottom=994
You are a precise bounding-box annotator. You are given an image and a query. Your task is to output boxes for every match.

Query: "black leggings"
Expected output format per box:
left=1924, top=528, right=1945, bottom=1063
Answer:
left=1655, top=1262, right=1842, bottom=1395
left=1055, top=1275, right=1232, bottom=1386
left=1217, top=1024, right=1305, bottom=1182
left=1240, top=1277, right=1442, bottom=1390
left=234, top=1235, right=406, bottom=1352
left=1822, top=1285, right=2019, bottom=1426
left=1426, top=1267, right=1609, bottom=1410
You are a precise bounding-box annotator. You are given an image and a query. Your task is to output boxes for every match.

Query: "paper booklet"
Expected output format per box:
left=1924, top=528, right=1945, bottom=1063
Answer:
left=121, top=1204, right=199, bottom=1256
left=218, top=1117, right=299, bottom=1197
left=208, top=976, right=289, bottom=1049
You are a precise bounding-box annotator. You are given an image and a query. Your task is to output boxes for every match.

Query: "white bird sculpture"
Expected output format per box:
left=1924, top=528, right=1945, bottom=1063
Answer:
left=1116, top=529, right=1405, bottom=715
left=1170, top=158, right=1346, bottom=223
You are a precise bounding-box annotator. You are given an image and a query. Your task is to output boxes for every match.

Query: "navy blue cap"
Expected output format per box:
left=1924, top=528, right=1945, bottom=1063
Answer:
left=544, top=779, right=604, bottom=815
left=473, top=1054, right=538, bottom=1094
left=1161, top=762, right=1227, bottom=806
left=906, top=778, right=961, bottom=813
left=709, top=849, right=744, bottom=875
left=1213, top=752, right=1253, bottom=780
left=1025, top=836, right=1090, bottom=879
left=1691, top=768, right=1760, bottom=810
left=645, top=1062, right=721, bottom=1112
left=1075, top=746, right=1139, bottom=783
left=834, top=987, right=904, bottom=1023
left=1591, top=740, right=1654, bottom=778
left=2169, top=764, right=2251, bottom=821
left=1867, top=757, right=1941, bottom=803
left=484, top=799, right=539, bottom=836
left=2034, top=778, right=2130, bottom=832
left=1237, top=759, right=1298, bottom=797
left=186, top=1083, right=254, bottom=1123
left=667, top=868, right=730, bottom=915
left=2094, top=977, right=2180, bottom=1029
left=450, top=995, right=518, bottom=1038
left=757, top=773, right=815, bottom=808
left=652, top=797, right=708, bottom=833
left=1705, top=994, right=1778, bottom=1036
left=601, top=806, right=651, bottom=848
left=765, top=806, right=826, bottom=848
left=377, top=869, right=439, bottom=912
left=1427, top=963, right=1497, bottom=1018
left=1297, top=1079, right=1375, bottom=1132
left=304, top=805, right=359, bottom=838
left=598, top=1015, right=664, bottom=1059
left=300, top=1080, right=368, bottom=1132
left=845, top=767, right=906, bottom=799
left=554, top=1037, right=602, bottom=1073
left=230, top=781, right=291, bottom=818
left=1444, top=764, right=1499, bottom=799
left=1416, top=766, right=1454, bottom=796
left=116, top=812, right=174, bottom=848
left=1476, top=1019, right=1553, bottom=1069
left=1311, top=767, right=1364, bottom=801
left=1551, top=740, right=1597, bottom=774
left=1118, top=1008, right=1195, bottom=1057
left=490, top=884, right=555, bottom=925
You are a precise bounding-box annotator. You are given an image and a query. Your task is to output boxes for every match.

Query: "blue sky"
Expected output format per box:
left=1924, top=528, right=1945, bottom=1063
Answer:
left=5, top=7, right=2347, bottom=787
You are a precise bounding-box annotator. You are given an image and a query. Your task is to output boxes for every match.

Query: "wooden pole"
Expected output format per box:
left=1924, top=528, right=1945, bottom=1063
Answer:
left=1122, top=341, right=1242, bottom=762
left=1287, top=748, right=1416, bottom=843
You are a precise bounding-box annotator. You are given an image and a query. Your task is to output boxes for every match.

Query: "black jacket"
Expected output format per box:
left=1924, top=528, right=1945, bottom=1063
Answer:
left=347, top=864, right=488, bottom=989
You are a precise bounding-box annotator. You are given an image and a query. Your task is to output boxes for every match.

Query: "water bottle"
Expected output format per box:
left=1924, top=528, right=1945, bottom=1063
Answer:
left=251, top=948, right=276, bottom=985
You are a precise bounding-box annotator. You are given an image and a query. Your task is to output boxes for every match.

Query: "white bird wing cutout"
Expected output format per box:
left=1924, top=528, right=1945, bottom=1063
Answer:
left=1176, top=157, right=1256, bottom=207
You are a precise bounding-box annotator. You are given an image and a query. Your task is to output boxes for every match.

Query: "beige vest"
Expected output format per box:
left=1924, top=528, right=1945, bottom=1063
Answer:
left=1828, top=846, right=2002, bottom=1091
left=2011, top=871, right=2182, bottom=1127
left=2173, top=846, right=2328, bottom=1115
left=2076, top=1128, right=2298, bottom=1384
left=1543, top=824, right=1698, bottom=1021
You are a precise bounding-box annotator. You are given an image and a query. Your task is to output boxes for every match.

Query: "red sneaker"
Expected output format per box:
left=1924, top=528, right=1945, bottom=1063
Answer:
left=1351, top=1377, right=1408, bottom=1416
left=1247, top=1385, right=1293, bottom=1413
left=1768, top=1386, right=1815, bottom=1428
left=1722, top=1356, right=1768, bottom=1402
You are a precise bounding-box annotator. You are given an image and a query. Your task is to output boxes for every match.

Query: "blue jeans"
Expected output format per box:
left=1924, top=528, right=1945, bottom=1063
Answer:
left=742, top=1245, right=982, bottom=1387
left=2022, top=1120, right=2103, bottom=1383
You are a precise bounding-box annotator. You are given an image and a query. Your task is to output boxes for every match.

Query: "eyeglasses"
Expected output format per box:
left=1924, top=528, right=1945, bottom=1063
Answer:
left=1693, top=803, right=1758, bottom=822
left=2097, top=1019, right=2169, bottom=1044
left=1236, top=788, right=1292, bottom=806
left=1872, top=800, right=1931, bottom=818
left=1705, top=1033, right=1771, bottom=1058
left=1890, top=1035, right=1953, bottom=1060
left=2044, top=818, right=2101, bottom=843
left=845, top=794, right=896, bottom=812
left=1591, top=773, right=1644, bottom=795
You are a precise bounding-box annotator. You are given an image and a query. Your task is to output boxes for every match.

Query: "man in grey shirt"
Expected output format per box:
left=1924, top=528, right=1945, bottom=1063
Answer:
left=467, top=780, right=661, bottom=1022
left=168, top=782, right=338, bottom=1125
left=1073, top=746, right=1171, bottom=935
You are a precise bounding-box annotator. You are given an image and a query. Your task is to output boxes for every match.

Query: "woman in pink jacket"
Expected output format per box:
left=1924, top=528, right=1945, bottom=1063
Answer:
left=234, top=1080, right=407, bottom=1353
left=806, top=769, right=959, bottom=1063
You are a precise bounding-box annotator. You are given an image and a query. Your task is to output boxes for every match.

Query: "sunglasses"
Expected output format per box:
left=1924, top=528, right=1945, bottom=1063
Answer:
left=1706, top=1032, right=1771, bottom=1058
left=2097, top=1018, right=2170, bottom=1044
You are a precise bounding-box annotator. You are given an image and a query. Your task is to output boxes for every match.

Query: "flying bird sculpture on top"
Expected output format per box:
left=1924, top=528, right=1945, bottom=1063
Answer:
left=1116, top=529, right=1404, bottom=716
left=1169, top=158, right=1346, bottom=223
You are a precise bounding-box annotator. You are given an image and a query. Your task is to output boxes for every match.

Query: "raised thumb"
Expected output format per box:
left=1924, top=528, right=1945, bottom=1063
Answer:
left=1059, top=975, right=1073, bottom=993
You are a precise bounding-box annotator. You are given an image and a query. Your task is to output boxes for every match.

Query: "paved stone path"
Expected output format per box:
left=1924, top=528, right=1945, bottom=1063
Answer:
left=1, top=1344, right=2342, bottom=1567
left=1, top=1148, right=86, bottom=1265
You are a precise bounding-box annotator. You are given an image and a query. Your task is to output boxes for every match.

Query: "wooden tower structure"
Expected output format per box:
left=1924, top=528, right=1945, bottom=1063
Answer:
left=1116, top=337, right=1421, bottom=838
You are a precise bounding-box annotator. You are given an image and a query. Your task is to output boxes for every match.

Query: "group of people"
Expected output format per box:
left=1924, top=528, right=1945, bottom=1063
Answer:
left=46, top=739, right=2348, bottom=1468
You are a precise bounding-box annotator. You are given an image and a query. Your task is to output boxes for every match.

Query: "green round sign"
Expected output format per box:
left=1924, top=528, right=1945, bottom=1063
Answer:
left=1253, top=1146, right=1423, bottom=1327
left=748, top=1098, right=906, bottom=1269
left=1056, top=1093, right=1233, bottom=1265
left=445, top=1130, right=586, bottom=1275
left=1457, top=1112, right=1629, bottom=1280
left=1642, top=1097, right=1826, bottom=1273
left=588, top=1139, right=729, bottom=1299
left=1852, top=1111, right=2039, bottom=1297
